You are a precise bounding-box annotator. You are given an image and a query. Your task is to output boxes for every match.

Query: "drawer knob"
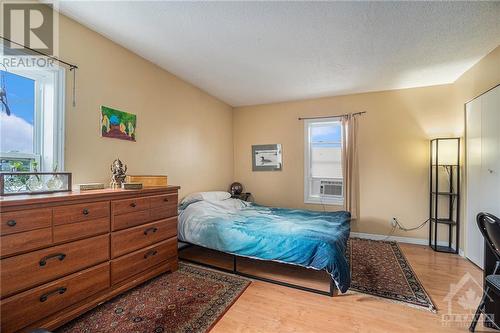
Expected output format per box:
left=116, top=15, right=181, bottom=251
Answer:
left=82, top=208, right=89, bottom=215
left=144, top=250, right=158, bottom=259
left=39, top=253, right=66, bottom=266
left=130, top=202, right=137, bottom=208
left=144, top=227, right=158, bottom=235
left=164, top=198, right=169, bottom=202
left=40, top=287, right=67, bottom=302
left=6, top=220, right=16, bottom=227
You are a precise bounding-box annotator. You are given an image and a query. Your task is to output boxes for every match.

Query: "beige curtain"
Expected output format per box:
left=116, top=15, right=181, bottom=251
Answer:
left=341, top=114, right=359, bottom=219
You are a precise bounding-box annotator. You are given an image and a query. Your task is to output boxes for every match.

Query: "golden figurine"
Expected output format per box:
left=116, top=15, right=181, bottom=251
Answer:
left=110, top=158, right=127, bottom=188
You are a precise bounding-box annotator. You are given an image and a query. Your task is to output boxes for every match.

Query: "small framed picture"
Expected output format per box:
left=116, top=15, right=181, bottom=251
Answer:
left=100, top=106, right=136, bottom=142
left=252, top=144, right=282, bottom=171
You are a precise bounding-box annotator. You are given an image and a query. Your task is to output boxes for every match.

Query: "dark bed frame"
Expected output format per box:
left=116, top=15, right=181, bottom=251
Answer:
left=178, top=241, right=337, bottom=297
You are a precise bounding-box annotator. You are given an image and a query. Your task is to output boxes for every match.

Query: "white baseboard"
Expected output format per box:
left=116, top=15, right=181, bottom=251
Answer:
left=350, top=232, right=464, bottom=257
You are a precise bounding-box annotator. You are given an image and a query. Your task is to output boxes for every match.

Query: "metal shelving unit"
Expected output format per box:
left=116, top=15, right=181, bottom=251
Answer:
left=429, top=138, right=460, bottom=254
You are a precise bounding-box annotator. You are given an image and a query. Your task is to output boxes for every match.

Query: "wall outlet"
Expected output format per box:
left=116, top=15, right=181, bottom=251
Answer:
left=391, top=217, right=398, bottom=228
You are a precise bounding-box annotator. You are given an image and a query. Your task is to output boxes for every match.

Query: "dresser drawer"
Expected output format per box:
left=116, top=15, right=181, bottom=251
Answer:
left=149, top=193, right=177, bottom=208
left=111, top=218, right=177, bottom=258
left=150, top=205, right=178, bottom=221
left=150, top=193, right=177, bottom=220
left=1, top=234, right=109, bottom=298
left=112, top=197, right=150, bottom=216
left=54, top=217, right=110, bottom=243
left=111, top=237, right=177, bottom=284
left=1, top=263, right=110, bottom=333
left=53, top=201, right=109, bottom=225
left=1, top=228, right=52, bottom=257
left=1, top=209, right=52, bottom=236
left=112, top=209, right=150, bottom=231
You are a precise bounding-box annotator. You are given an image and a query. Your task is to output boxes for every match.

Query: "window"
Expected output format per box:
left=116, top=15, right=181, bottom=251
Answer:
left=304, top=118, right=344, bottom=205
left=0, top=66, right=65, bottom=172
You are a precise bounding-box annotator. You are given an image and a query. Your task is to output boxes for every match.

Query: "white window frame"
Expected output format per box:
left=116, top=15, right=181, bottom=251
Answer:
left=0, top=65, right=65, bottom=172
left=304, top=117, right=344, bottom=205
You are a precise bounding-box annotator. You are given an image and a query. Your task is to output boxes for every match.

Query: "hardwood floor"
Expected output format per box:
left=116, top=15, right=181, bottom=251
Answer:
left=181, top=243, right=494, bottom=332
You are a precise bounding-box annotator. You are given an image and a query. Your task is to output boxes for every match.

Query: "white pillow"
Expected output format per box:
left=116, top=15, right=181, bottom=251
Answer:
left=199, top=191, right=231, bottom=201
left=182, top=191, right=231, bottom=204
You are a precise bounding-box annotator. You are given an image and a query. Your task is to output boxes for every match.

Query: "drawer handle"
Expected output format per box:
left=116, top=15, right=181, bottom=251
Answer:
left=164, top=198, right=169, bottom=202
left=144, top=250, right=157, bottom=259
left=130, top=202, right=137, bottom=208
left=144, top=227, right=158, bottom=235
left=82, top=208, right=89, bottom=215
left=40, top=287, right=67, bottom=302
left=6, top=220, right=16, bottom=227
left=39, top=253, right=66, bottom=266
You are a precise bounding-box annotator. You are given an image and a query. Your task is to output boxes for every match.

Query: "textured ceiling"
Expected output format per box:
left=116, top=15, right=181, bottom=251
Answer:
left=56, top=1, right=500, bottom=106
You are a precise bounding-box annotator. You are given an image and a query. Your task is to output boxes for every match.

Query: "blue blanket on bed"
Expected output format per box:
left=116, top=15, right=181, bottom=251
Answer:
left=178, top=199, right=351, bottom=293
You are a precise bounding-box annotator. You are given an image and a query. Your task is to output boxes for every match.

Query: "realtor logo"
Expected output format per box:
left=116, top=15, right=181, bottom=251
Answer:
left=1, top=1, right=55, bottom=56
left=442, top=272, right=493, bottom=327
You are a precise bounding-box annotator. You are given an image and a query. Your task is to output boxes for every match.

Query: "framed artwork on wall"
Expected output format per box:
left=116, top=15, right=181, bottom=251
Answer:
left=100, top=106, right=136, bottom=141
left=252, top=144, right=282, bottom=171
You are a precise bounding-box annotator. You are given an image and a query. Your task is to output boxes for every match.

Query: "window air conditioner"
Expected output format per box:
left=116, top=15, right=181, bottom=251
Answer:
left=320, top=180, right=343, bottom=197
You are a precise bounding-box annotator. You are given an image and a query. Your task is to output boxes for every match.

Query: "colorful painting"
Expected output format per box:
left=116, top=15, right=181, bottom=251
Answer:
left=100, top=106, right=136, bottom=141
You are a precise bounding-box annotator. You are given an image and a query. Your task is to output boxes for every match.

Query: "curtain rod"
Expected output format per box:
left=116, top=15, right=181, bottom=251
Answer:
left=1, top=36, right=78, bottom=70
left=298, top=111, right=366, bottom=120
left=1, top=36, right=78, bottom=107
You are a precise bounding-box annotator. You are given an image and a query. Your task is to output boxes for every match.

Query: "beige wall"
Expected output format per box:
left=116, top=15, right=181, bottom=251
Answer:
left=59, top=14, right=234, bottom=197
left=58, top=9, right=498, bottom=246
left=454, top=47, right=500, bottom=104
left=233, top=46, right=499, bottom=242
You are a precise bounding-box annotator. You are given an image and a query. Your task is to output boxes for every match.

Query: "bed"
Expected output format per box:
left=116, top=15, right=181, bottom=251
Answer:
left=177, top=192, right=351, bottom=295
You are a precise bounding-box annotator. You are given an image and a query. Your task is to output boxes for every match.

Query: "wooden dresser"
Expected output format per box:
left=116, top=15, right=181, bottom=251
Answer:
left=0, top=186, right=180, bottom=333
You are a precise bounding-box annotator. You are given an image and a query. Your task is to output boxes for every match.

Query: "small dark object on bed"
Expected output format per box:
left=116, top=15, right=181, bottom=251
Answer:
left=231, top=192, right=251, bottom=201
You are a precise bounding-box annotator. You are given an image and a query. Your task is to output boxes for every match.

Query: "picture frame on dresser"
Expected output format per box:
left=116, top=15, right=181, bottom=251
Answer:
left=0, top=186, right=180, bottom=333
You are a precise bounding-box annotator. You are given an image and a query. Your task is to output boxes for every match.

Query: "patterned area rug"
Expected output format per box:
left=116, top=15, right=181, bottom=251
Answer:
left=348, top=237, right=436, bottom=312
left=58, top=263, right=250, bottom=333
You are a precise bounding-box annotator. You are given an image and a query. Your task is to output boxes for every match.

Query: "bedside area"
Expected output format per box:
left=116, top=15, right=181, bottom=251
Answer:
left=0, top=186, right=180, bottom=333
left=231, top=192, right=252, bottom=201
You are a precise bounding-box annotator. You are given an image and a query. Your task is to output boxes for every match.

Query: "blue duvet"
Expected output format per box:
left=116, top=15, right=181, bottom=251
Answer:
left=178, top=198, right=351, bottom=293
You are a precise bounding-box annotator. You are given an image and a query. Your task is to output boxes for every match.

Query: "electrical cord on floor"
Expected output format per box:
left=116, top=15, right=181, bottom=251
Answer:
left=383, top=225, right=397, bottom=241
left=383, top=218, right=430, bottom=241
left=393, top=217, right=430, bottom=231
left=318, top=193, right=429, bottom=239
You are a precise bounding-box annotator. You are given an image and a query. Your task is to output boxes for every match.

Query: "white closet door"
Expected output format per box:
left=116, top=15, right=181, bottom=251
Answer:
left=465, top=85, right=500, bottom=269
left=466, top=97, right=484, bottom=268
left=480, top=86, right=500, bottom=216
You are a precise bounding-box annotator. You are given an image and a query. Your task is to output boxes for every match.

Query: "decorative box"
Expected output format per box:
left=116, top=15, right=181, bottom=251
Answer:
left=78, top=183, right=105, bottom=191
left=121, top=182, right=143, bottom=190
left=125, top=175, right=168, bottom=187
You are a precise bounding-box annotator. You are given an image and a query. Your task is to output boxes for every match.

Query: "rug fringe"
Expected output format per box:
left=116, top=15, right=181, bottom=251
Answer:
left=349, top=290, right=437, bottom=313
